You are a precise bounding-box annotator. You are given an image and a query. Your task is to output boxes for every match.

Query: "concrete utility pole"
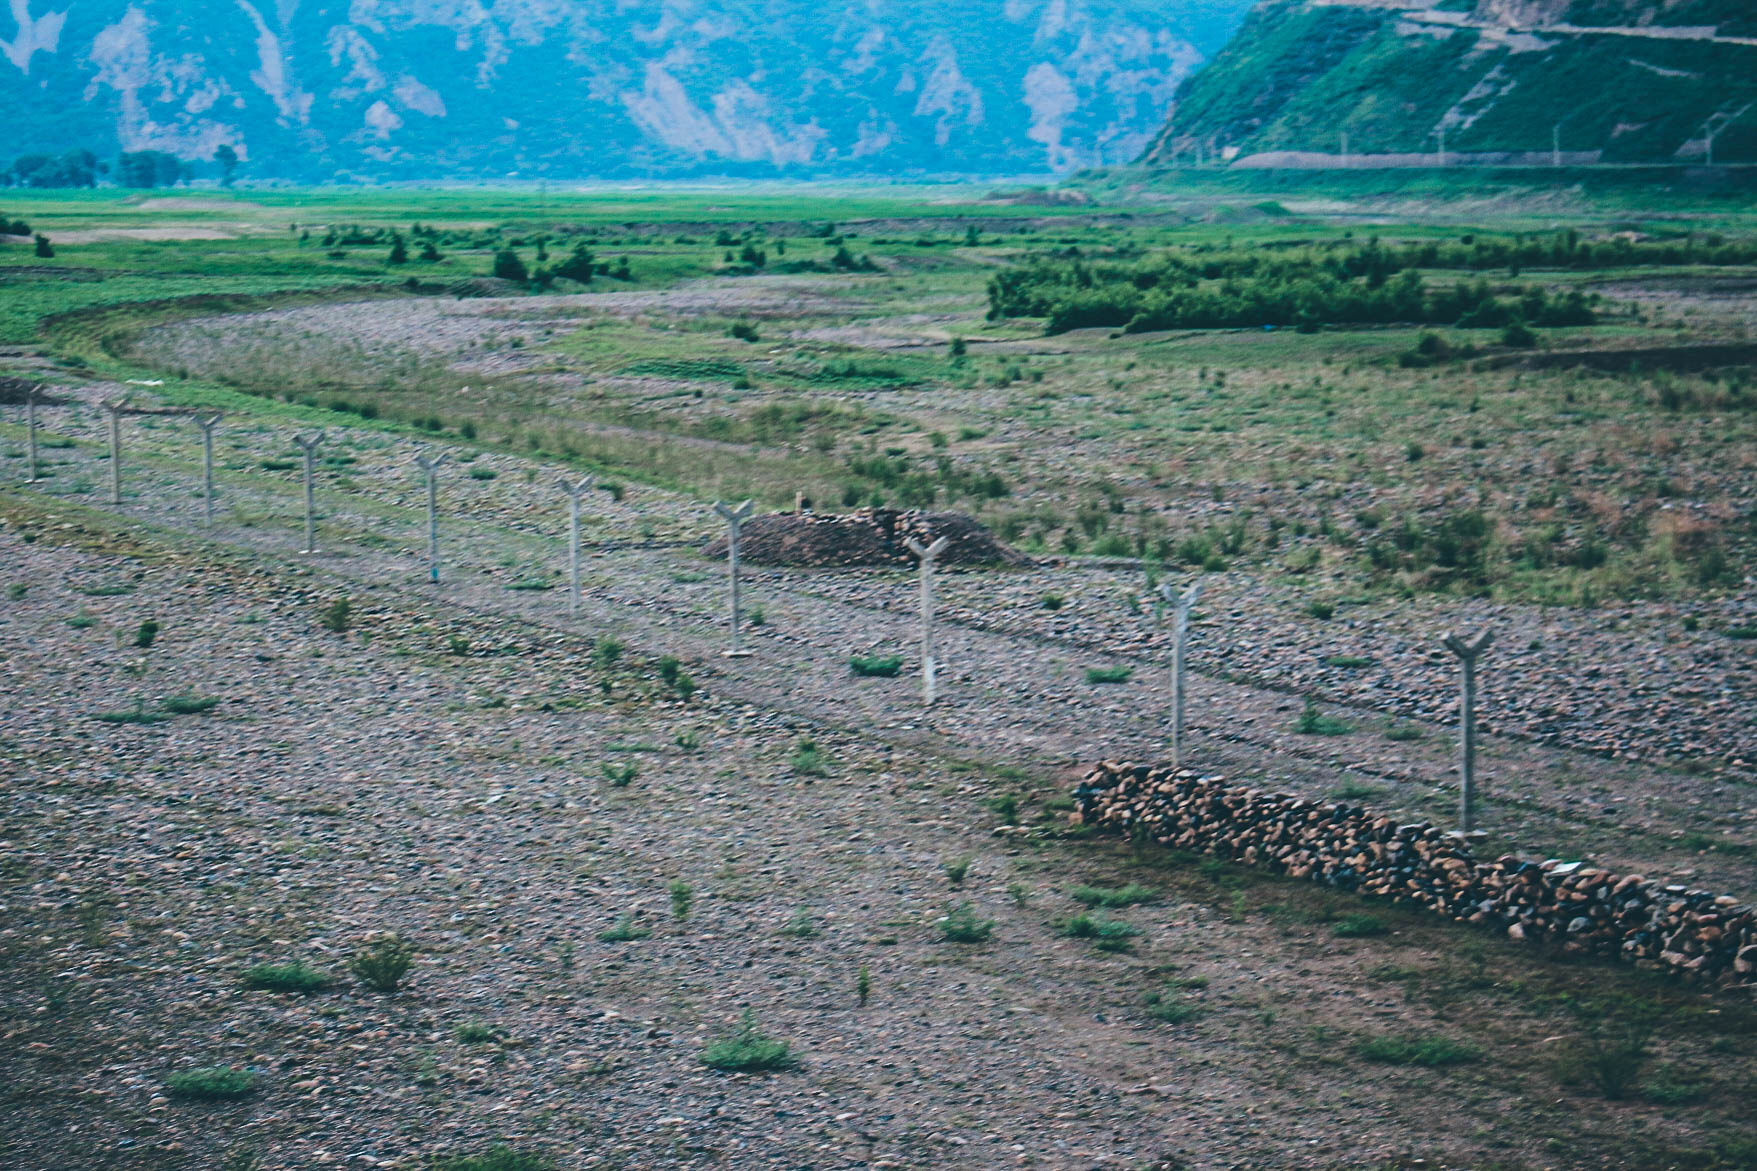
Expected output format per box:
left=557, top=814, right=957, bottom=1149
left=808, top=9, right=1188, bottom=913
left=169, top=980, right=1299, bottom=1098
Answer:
left=101, top=397, right=128, bottom=505
left=558, top=475, right=594, bottom=618
left=414, top=451, right=447, bottom=583
left=23, top=385, right=39, bottom=484
left=905, top=535, right=950, bottom=706
left=714, top=499, right=755, bottom=657
left=193, top=414, right=222, bottom=525
left=1160, top=580, right=1204, bottom=769
left=293, top=432, right=324, bottom=554
left=1442, top=629, right=1494, bottom=834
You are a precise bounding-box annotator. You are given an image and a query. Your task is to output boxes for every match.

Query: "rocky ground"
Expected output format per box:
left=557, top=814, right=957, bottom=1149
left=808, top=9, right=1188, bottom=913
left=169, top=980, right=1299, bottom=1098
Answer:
left=4, top=363, right=1757, bottom=1169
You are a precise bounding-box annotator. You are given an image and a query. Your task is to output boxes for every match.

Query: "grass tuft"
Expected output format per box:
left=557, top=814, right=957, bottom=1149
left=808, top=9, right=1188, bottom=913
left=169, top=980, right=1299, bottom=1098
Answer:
left=1356, top=1034, right=1480, bottom=1067
left=241, top=961, right=330, bottom=994
left=165, top=1066, right=258, bottom=1100
left=700, top=1009, right=795, bottom=1072
left=849, top=654, right=904, bottom=677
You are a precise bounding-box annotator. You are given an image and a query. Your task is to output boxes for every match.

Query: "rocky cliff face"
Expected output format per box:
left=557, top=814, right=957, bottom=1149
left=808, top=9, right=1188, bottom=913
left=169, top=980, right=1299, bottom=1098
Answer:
left=1143, top=0, right=1757, bottom=167
left=0, top=0, right=1252, bottom=179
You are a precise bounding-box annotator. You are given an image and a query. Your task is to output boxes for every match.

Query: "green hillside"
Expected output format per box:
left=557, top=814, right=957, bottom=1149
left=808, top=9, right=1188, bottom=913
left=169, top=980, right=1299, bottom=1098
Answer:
left=1144, top=0, right=1757, bottom=166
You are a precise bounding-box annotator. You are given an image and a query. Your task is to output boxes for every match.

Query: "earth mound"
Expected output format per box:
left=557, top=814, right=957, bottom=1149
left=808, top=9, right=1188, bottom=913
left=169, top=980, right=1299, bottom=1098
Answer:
left=702, top=508, right=1032, bottom=569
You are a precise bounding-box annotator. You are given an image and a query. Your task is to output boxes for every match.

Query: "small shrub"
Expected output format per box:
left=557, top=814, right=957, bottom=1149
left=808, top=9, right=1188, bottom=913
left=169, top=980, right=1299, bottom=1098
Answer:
left=349, top=935, right=414, bottom=993
left=601, top=761, right=638, bottom=788
left=1556, top=996, right=1658, bottom=1100
left=669, top=880, right=694, bottom=920
left=164, top=1066, right=257, bottom=1100
left=5, top=582, right=24, bottom=600
left=728, top=321, right=760, bottom=342
left=593, top=637, right=623, bottom=667
left=432, top=1146, right=555, bottom=1171
left=1040, top=593, right=1065, bottom=610
left=1332, top=913, right=1390, bottom=938
left=1384, top=723, right=1425, bottom=742
left=1641, top=1065, right=1707, bottom=1106
left=241, top=961, right=330, bottom=994
left=943, top=855, right=974, bottom=885
left=1332, top=782, right=1382, bottom=801
left=598, top=912, right=650, bottom=942
left=856, top=965, right=871, bottom=1006
left=447, top=635, right=471, bottom=656
left=700, top=1009, right=794, bottom=1072
left=454, top=1019, right=504, bottom=1044
left=1726, top=626, right=1757, bottom=641
left=1145, top=988, right=1202, bottom=1024
left=747, top=603, right=766, bottom=627
left=1356, top=1034, right=1479, bottom=1067
left=674, top=727, right=702, bottom=752
left=1070, top=883, right=1157, bottom=908
left=936, top=902, right=994, bottom=943
left=164, top=693, right=220, bottom=715
left=789, top=737, right=829, bottom=777
left=1306, top=600, right=1335, bottom=620
left=66, top=610, right=95, bottom=629
left=1324, top=655, right=1372, bottom=669
left=778, top=909, right=819, bottom=938
left=468, top=466, right=498, bottom=481
left=1296, top=699, right=1351, bottom=736
left=1061, top=911, right=1142, bottom=952
left=318, top=597, right=352, bottom=633
left=849, top=654, right=904, bottom=678
left=986, top=794, right=1019, bottom=824
left=1085, top=666, right=1133, bottom=684
left=134, top=619, right=160, bottom=648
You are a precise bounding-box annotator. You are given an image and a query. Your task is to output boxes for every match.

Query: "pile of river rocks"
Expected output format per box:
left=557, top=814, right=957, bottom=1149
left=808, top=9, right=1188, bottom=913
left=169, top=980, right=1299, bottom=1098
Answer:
left=1075, top=760, right=1757, bottom=991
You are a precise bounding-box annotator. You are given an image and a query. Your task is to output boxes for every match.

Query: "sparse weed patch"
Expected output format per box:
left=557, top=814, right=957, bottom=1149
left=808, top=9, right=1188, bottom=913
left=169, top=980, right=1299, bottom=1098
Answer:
left=598, top=912, right=650, bottom=942
left=165, top=1066, right=258, bottom=1100
left=241, top=961, right=330, bottom=994
left=1355, top=1034, right=1480, bottom=1067
left=1070, top=883, right=1157, bottom=908
left=1060, top=911, right=1142, bottom=952
left=1296, top=698, right=1351, bottom=736
left=850, top=654, right=904, bottom=677
left=789, top=737, right=829, bottom=776
left=700, top=1009, right=794, bottom=1072
left=1085, top=666, right=1133, bottom=684
left=1332, top=913, right=1390, bottom=938
left=432, top=1146, right=555, bottom=1171
left=936, top=902, right=994, bottom=943
left=349, top=935, right=414, bottom=993
left=164, top=692, right=221, bottom=715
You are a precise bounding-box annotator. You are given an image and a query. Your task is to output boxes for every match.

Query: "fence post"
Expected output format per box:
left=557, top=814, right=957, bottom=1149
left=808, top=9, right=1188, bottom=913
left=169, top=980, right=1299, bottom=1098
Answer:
left=904, top=535, right=950, bottom=706
left=415, top=451, right=447, bottom=583
left=1160, top=580, right=1204, bottom=768
left=193, top=414, right=222, bottom=526
left=558, top=476, right=594, bottom=618
left=713, top=499, right=755, bottom=657
left=293, top=432, right=324, bottom=553
left=1441, top=629, right=1494, bottom=834
left=102, top=397, right=128, bottom=505
left=24, top=386, right=39, bottom=484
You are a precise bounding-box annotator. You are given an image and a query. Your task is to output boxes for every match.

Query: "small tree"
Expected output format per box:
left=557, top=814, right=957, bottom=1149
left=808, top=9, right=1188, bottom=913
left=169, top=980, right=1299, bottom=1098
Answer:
left=419, top=240, right=443, bottom=263
left=34, top=233, right=53, bottom=258
left=214, top=144, right=239, bottom=187
left=388, top=233, right=408, bottom=265
left=553, top=242, right=595, bottom=284
left=492, top=249, right=529, bottom=283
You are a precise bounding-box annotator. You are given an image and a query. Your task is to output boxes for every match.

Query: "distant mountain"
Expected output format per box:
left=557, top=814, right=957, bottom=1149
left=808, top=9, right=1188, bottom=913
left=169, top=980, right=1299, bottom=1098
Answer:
left=1144, top=0, right=1757, bottom=168
left=0, top=0, right=1253, bottom=181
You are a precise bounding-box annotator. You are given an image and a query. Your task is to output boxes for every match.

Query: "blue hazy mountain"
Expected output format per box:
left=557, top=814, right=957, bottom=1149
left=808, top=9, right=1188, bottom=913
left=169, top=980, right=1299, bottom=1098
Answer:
left=0, top=0, right=1252, bottom=180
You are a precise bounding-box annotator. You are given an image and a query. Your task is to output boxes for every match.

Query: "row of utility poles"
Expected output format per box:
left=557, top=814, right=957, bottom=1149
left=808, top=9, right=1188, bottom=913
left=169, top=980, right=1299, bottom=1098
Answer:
left=14, top=396, right=1497, bottom=836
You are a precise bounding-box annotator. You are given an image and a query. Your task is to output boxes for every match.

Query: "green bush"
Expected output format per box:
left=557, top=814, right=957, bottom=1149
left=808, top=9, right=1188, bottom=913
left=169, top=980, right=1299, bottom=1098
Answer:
left=789, top=738, right=829, bottom=777
left=165, top=1066, right=257, bottom=1100
left=598, top=912, right=650, bottom=942
left=454, top=1019, right=504, bottom=1044
left=601, top=762, right=638, bottom=787
left=1144, top=988, right=1203, bottom=1023
left=432, top=1146, right=555, bottom=1171
left=1071, top=883, right=1158, bottom=908
left=349, top=935, right=414, bottom=993
left=936, top=902, right=994, bottom=943
left=134, top=619, right=160, bottom=648
left=1332, top=913, right=1389, bottom=937
left=1085, top=666, right=1133, bottom=684
left=849, top=654, right=904, bottom=677
left=943, top=855, right=974, bottom=885
left=1355, top=1034, right=1480, bottom=1067
left=1296, top=698, right=1351, bottom=736
left=1060, top=911, right=1143, bottom=952
left=241, top=961, right=330, bottom=994
left=164, top=693, right=220, bottom=715
left=700, top=1009, right=795, bottom=1072
left=318, top=597, right=352, bottom=633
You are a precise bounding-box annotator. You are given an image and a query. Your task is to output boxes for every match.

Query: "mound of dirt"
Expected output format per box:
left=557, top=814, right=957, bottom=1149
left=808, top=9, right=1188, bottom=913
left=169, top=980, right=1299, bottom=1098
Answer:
left=702, top=508, right=1032, bottom=569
